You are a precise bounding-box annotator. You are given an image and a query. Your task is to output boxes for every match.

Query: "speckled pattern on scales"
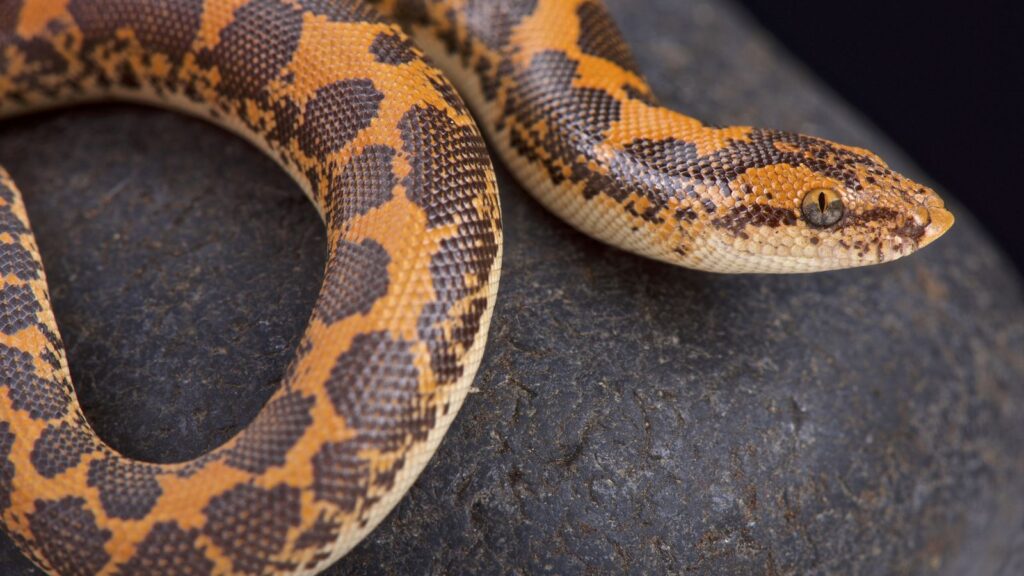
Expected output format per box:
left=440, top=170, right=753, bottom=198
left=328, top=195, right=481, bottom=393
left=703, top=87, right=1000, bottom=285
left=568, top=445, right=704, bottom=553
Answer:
left=0, top=0, right=954, bottom=574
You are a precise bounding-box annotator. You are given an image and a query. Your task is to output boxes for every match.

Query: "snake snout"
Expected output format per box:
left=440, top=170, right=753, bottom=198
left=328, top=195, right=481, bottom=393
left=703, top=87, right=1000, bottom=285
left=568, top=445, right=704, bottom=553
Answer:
left=917, top=205, right=955, bottom=249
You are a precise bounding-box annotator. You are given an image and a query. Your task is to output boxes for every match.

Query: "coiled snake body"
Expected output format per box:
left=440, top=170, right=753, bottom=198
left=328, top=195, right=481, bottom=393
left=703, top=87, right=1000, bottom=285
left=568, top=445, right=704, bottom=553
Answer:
left=0, top=0, right=953, bottom=574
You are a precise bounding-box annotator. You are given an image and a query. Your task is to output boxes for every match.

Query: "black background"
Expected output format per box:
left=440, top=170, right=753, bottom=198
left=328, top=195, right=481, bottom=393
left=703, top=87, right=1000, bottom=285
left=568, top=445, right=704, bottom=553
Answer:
left=735, top=0, right=1024, bottom=273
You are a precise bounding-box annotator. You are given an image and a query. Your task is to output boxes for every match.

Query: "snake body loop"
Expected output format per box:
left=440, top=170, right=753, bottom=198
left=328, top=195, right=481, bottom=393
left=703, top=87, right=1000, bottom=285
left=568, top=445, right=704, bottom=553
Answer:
left=0, top=0, right=951, bottom=574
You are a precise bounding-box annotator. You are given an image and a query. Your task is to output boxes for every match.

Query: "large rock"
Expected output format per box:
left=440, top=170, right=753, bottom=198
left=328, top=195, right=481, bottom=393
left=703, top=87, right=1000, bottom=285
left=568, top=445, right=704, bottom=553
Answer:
left=1, top=0, right=1021, bottom=574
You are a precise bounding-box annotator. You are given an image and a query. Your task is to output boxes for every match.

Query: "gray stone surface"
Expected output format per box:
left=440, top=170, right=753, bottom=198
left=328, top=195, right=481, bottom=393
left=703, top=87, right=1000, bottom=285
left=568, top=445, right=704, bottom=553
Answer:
left=1, top=0, right=1022, bottom=574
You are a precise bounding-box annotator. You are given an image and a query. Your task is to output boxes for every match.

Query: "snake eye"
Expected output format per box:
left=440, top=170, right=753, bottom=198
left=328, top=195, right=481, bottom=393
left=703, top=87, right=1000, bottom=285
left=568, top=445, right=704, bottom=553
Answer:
left=801, top=188, right=844, bottom=227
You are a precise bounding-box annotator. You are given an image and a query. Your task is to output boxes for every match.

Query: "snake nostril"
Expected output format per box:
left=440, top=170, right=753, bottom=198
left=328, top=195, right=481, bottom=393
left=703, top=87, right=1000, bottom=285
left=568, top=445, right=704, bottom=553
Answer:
left=912, top=205, right=931, bottom=227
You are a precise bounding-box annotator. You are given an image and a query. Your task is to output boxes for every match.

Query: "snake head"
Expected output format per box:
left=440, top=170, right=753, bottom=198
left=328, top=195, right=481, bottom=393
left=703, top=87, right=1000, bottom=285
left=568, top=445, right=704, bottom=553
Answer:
left=701, top=129, right=954, bottom=273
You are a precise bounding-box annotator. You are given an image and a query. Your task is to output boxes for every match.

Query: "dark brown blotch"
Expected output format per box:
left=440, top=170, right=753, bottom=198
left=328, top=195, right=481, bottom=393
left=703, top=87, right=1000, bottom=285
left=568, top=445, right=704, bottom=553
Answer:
left=31, top=422, right=97, bottom=479
left=622, top=83, right=658, bottom=106
left=0, top=177, right=16, bottom=203
left=86, top=457, right=163, bottom=520
left=507, top=50, right=621, bottom=133
left=475, top=55, right=500, bottom=101
left=0, top=284, right=41, bottom=335
left=713, top=204, right=799, bottom=236
left=369, top=31, right=417, bottom=65
left=326, top=331, right=431, bottom=450
left=198, top=0, right=303, bottom=100
left=268, top=96, right=302, bottom=147
left=326, top=144, right=397, bottom=227
left=429, top=74, right=465, bottom=111
left=0, top=241, right=43, bottom=281
left=297, top=78, right=384, bottom=159
left=316, top=238, right=391, bottom=325
left=293, top=512, right=343, bottom=570
left=0, top=199, right=28, bottom=235
left=68, top=0, right=204, bottom=64
left=504, top=51, right=622, bottom=191
left=294, top=511, right=342, bottom=551
left=390, top=0, right=431, bottom=26
left=576, top=0, right=640, bottom=72
left=224, top=390, right=315, bottom=473
left=895, top=220, right=927, bottom=242
left=0, top=422, right=15, bottom=513
left=464, top=0, right=538, bottom=50
left=417, top=231, right=497, bottom=385
left=0, top=1, right=25, bottom=33
left=849, top=207, right=900, bottom=225
left=6, top=36, right=71, bottom=98
left=0, top=342, right=68, bottom=420
left=202, top=483, right=302, bottom=575
left=114, top=521, right=213, bottom=576
left=399, top=104, right=493, bottom=228
left=28, top=497, right=112, bottom=575
left=311, top=441, right=370, bottom=512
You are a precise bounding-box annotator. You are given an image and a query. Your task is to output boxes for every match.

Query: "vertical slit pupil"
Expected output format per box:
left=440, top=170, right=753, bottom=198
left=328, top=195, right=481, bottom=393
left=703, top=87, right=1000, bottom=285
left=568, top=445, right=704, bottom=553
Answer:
left=818, top=192, right=827, bottom=212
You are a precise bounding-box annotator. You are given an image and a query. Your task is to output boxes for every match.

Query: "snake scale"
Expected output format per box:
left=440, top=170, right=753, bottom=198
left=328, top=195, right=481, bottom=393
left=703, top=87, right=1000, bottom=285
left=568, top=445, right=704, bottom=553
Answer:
left=0, top=0, right=953, bottom=574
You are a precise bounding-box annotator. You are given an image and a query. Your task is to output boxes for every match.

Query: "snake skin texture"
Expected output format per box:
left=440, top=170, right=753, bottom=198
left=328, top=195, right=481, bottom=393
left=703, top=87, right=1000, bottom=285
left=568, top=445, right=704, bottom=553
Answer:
left=0, top=0, right=952, bottom=574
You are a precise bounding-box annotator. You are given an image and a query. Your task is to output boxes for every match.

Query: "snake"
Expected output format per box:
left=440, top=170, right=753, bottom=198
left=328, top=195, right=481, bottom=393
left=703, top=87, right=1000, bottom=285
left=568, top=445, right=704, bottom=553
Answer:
left=0, top=0, right=953, bottom=574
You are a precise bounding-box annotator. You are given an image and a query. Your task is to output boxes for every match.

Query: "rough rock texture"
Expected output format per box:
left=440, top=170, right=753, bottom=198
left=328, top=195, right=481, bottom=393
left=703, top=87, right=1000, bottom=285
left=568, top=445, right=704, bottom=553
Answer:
left=1, top=0, right=1022, bottom=574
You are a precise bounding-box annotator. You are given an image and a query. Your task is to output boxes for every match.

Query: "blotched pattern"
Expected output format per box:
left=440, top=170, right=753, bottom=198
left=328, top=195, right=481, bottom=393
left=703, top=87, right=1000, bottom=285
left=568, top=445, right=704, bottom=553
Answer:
left=30, top=422, right=98, bottom=479
left=0, top=0, right=952, bottom=574
left=392, top=0, right=951, bottom=271
left=113, top=522, right=214, bottom=576
left=0, top=1, right=500, bottom=574
left=224, top=391, right=315, bottom=473
left=202, top=483, right=303, bottom=574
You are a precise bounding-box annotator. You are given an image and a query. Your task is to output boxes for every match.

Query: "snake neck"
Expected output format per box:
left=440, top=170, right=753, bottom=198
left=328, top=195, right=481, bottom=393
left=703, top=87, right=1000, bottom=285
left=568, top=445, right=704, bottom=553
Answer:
left=378, top=0, right=750, bottom=267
